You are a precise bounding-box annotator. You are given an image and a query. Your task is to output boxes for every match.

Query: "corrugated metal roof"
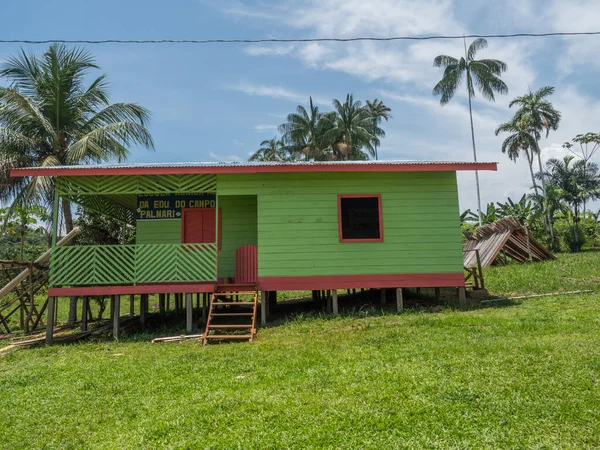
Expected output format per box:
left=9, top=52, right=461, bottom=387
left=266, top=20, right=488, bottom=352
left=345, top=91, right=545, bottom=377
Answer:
left=19, top=159, right=497, bottom=170
left=10, top=159, right=498, bottom=177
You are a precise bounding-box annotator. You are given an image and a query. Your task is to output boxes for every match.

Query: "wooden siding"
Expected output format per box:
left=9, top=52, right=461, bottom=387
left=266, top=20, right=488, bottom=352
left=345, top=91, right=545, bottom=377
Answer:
left=218, top=195, right=257, bottom=278
left=137, top=220, right=181, bottom=245
left=217, top=172, right=463, bottom=277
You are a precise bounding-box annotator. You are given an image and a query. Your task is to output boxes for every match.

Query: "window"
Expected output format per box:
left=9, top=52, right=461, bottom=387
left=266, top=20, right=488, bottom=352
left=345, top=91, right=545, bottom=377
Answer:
left=338, top=195, right=383, bottom=242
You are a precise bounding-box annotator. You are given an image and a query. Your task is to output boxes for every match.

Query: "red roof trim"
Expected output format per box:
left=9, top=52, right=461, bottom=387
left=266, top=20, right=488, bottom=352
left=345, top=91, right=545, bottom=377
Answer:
left=11, top=162, right=497, bottom=177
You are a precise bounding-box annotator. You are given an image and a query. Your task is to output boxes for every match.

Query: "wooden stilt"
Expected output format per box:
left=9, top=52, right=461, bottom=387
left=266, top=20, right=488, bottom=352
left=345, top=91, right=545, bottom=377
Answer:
left=202, top=293, right=208, bottom=323
left=396, top=288, right=403, bottom=312
left=186, top=293, right=193, bottom=333
left=261, top=291, right=268, bottom=326
left=380, top=289, right=386, bottom=304
left=113, top=295, right=120, bottom=339
left=458, top=287, right=467, bottom=310
left=54, top=296, right=59, bottom=324
left=166, top=293, right=170, bottom=310
left=140, top=294, right=147, bottom=328
left=81, top=296, right=89, bottom=332
left=159, top=294, right=166, bottom=321
left=175, top=294, right=181, bottom=315
left=196, top=293, right=200, bottom=309
left=327, top=291, right=332, bottom=313
left=332, top=290, right=338, bottom=315
left=109, top=295, right=115, bottom=324
left=129, top=294, right=135, bottom=316
left=416, top=287, right=421, bottom=296
left=435, top=287, right=441, bottom=300
left=45, top=297, right=55, bottom=345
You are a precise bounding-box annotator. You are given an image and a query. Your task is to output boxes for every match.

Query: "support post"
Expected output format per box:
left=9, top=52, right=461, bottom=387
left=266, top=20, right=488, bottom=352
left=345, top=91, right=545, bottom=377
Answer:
left=261, top=291, right=268, bottom=326
left=81, top=296, right=89, bottom=332
left=434, top=287, right=441, bottom=300
left=186, top=293, right=193, bottom=333
left=175, top=294, right=181, bottom=315
left=113, top=295, right=120, bottom=339
left=202, top=293, right=208, bottom=322
left=326, top=291, right=332, bottom=314
left=332, top=290, right=338, bottom=315
left=159, top=294, right=166, bottom=321
left=45, top=297, right=55, bottom=345
left=166, top=293, right=170, bottom=310
left=396, top=288, right=403, bottom=312
left=458, top=287, right=467, bottom=310
left=140, top=294, right=147, bottom=328
left=380, top=289, right=386, bottom=304
left=129, top=295, right=135, bottom=316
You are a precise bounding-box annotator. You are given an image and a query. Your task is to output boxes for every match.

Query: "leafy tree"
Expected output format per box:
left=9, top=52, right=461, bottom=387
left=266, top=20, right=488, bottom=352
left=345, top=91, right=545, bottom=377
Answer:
left=0, top=205, right=49, bottom=261
left=249, top=138, right=289, bottom=162
left=433, top=38, right=508, bottom=225
left=365, top=99, right=392, bottom=160
left=495, top=116, right=540, bottom=196
left=496, top=195, right=538, bottom=228
left=540, top=156, right=600, bottom=251
left=0, top=44, right=154, bottom=233
left=278, top=97, right=332, bottom=161
left=462, top=202, right=500, bottom=225
left=562, top=132, right=600, bottom=213
left=74, top=206, right=134, bottom=246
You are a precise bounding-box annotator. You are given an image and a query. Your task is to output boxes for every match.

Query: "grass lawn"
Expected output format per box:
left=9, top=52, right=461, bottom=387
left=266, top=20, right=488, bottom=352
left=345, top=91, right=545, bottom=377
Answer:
left=0, top=253, right=599, bottom=449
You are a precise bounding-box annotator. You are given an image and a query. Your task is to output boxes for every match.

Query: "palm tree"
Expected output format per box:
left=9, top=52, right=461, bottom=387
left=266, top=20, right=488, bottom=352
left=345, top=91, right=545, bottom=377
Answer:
left=365, top=99, right=392, bottom=160
left=249, top=138, right=287, bottom=162
left=495, top=116, right=540, bottom=196
left=278, top=97, right=332, bottom=161
left=0, top=44, right=154, bottom=232
left=542, top=156, right=600, bottom=251
left=326, top=94, right=377, bottom=161
left=510, top=87, right=561, bottom=182
left=433, top=38, right=508, bottom=225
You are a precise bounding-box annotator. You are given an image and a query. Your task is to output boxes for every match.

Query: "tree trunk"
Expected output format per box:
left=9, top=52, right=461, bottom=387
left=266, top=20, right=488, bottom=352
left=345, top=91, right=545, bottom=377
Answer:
left=62, top=198, right=74, bottom=233
left=534, top=140, right=556, bottom=249
left=466, top=77, right=483, bottom=226
left=526, top=150, right=540, bottom=197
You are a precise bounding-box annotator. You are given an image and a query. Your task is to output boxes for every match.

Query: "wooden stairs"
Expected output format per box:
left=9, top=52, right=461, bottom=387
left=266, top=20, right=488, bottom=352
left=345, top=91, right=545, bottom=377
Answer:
left=202, top=284, right=258, bottom=344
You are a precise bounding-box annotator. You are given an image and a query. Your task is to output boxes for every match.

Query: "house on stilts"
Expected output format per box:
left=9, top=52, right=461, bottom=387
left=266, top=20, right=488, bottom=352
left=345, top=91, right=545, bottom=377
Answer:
left=10, top=160, right=497, bottom=343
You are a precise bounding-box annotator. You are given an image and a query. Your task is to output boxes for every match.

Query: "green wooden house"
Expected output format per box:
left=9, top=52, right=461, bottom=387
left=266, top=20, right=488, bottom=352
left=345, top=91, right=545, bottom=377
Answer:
left=11, top=160, right=496, bottom=342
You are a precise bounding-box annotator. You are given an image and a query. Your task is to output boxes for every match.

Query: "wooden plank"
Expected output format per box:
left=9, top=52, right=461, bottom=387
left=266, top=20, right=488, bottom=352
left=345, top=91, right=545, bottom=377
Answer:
left=396, top=288, right=403, bottom=312
left=113, top=295, right=120, bottom=339
left=45, top=297, right=55, bottom=345
left=186, top=293, right=193, bottom=333
left=261, top=291, right=267, bottom=326
left=152, top=334, right=203, bottom=343
left=332, top=289, right=338, bottom=315
left=458, top=287, right=467, bottom=310
left=81, top=296, right=88, bottom=332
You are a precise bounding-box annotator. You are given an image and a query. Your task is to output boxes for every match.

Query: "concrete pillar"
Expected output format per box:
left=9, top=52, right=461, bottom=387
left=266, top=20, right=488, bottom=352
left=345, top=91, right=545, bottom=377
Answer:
left=186, top=293, right=193, bottom=333
left=396, top=288, right=403, bottom=312
left=458, top=287, right=467, bottom=310
left=261, top=291, right=268, bottom=326
left=332, top=290, right=338, bottom=315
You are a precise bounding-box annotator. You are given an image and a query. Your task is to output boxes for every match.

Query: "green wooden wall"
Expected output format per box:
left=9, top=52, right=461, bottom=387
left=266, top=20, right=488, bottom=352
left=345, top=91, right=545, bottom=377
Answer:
left=137, top=220, right=181, bottom=244
left=218, top=195, right=258, bottom=278
left=217, top=172, right=463, bottom=277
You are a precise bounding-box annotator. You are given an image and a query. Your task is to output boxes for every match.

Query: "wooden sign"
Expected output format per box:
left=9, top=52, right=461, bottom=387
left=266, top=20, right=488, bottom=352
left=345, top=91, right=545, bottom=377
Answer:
left=137, top=193, right=216, bottom=220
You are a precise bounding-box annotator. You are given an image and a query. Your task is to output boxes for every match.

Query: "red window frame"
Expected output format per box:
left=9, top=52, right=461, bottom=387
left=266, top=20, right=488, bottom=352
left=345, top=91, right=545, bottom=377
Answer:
left=181, top=208, right=222, bottom=250
left=337, top=194, right=384, bottom=243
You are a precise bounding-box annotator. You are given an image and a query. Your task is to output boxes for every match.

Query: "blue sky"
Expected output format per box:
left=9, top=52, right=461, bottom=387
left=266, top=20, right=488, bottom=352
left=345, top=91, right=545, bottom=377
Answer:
left=3, top=0, right=600, bottom=211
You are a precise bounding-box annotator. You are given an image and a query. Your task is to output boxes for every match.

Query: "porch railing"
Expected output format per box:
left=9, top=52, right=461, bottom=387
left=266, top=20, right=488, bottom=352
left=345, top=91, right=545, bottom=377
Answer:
left=49, top=243, right=217, bottom=287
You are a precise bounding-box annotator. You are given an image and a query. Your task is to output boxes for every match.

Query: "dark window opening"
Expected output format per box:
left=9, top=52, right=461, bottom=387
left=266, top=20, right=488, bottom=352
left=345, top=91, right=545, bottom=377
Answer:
left=339, top=196, right=381, bottom=241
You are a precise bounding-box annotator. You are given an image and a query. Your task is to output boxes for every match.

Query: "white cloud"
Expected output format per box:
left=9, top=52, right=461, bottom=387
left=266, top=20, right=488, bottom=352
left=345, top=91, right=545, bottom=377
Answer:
left=224, top=81, right=330, bottom=104
left=245, top=45, right=295, bottom=56
left=208, top=152, right=242, bottom=162
left=253, top=124, right=278, bottom=131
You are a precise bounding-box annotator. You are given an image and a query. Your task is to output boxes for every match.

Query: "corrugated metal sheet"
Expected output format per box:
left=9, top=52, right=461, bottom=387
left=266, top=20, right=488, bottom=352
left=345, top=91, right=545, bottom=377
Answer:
left=18, top=159, right=498, bottom=171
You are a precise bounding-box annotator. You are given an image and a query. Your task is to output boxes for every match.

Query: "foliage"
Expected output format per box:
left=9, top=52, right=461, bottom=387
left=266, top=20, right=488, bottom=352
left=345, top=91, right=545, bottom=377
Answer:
left=0, top=44, right=154, bottom=232
left=1, top=252, right=600, bottom=448
left=74, top=206, right=135, bottom=246
left=254, top=95, right=391, bottom=162
left=0, top=205, right=49, bottom=261
left=563, top=132, right=600, bottom=163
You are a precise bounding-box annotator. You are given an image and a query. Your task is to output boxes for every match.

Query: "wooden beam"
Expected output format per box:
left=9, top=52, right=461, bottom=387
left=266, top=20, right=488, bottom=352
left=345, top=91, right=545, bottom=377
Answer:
left=159, top=294, right=165, bottom=321
left=332, top=290, right=338, bottom=315
left=186, top=293, right=193, bottom=333
left=140, top=294, right=147, bottom=328
left=434, top=287, right=441, bottom=300
left=129, top=294, right=135, bottom=316
left=380, top=288, right=386, bottom=304
left=261, top=291, right=267, bottom=326
left=396, top=288, right=403, bottom=312
left=458, top=287, right=467, bottom=310
left=81, top=296, right=89, bottom=332
left=45, top=297, right=55, bottom=345
left=113, top=295, right=120, bottom=339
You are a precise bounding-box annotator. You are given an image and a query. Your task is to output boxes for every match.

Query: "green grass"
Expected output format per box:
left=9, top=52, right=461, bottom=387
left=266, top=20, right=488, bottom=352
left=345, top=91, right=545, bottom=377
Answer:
left=1, top=254, right=600, bottom=449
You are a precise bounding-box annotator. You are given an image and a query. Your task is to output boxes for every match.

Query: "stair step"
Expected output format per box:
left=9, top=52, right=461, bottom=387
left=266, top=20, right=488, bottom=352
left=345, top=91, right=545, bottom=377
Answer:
left=210, top=313, right=254, bottom=316
left=214, top=292, right=257, bottom=296
left=208, top=324, right=252, bottom=329
left=204, top=334, right=253, bottom=339
left=212, top=302, right=255, bottom=306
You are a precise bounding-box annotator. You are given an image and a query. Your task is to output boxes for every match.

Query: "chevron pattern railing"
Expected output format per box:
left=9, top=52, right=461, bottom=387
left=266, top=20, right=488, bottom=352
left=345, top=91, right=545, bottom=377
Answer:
left=49, top=244, right=217, bottom=287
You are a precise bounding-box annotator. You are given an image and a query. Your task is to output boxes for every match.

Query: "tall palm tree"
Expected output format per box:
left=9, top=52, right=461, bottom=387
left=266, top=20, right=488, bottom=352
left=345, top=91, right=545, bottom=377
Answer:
left=495, top=116, right=540, bottom=196
left=326, top=94, right=376, bottom=161
left=249, top=138, right=287, bottom=162
left=433, top=38, right=508, bottom=225
left=365, top=99, right=392, bottom=160
left=278, top=97, right=332, bottom=161
left=509, top=86, right=561, bottom=246
left=0, top=44, right=154, bottom=232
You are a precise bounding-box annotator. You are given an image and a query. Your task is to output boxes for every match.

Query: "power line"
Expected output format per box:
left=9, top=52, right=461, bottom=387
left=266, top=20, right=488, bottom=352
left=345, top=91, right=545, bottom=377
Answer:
left=1, top=31, right=600, bottom=45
